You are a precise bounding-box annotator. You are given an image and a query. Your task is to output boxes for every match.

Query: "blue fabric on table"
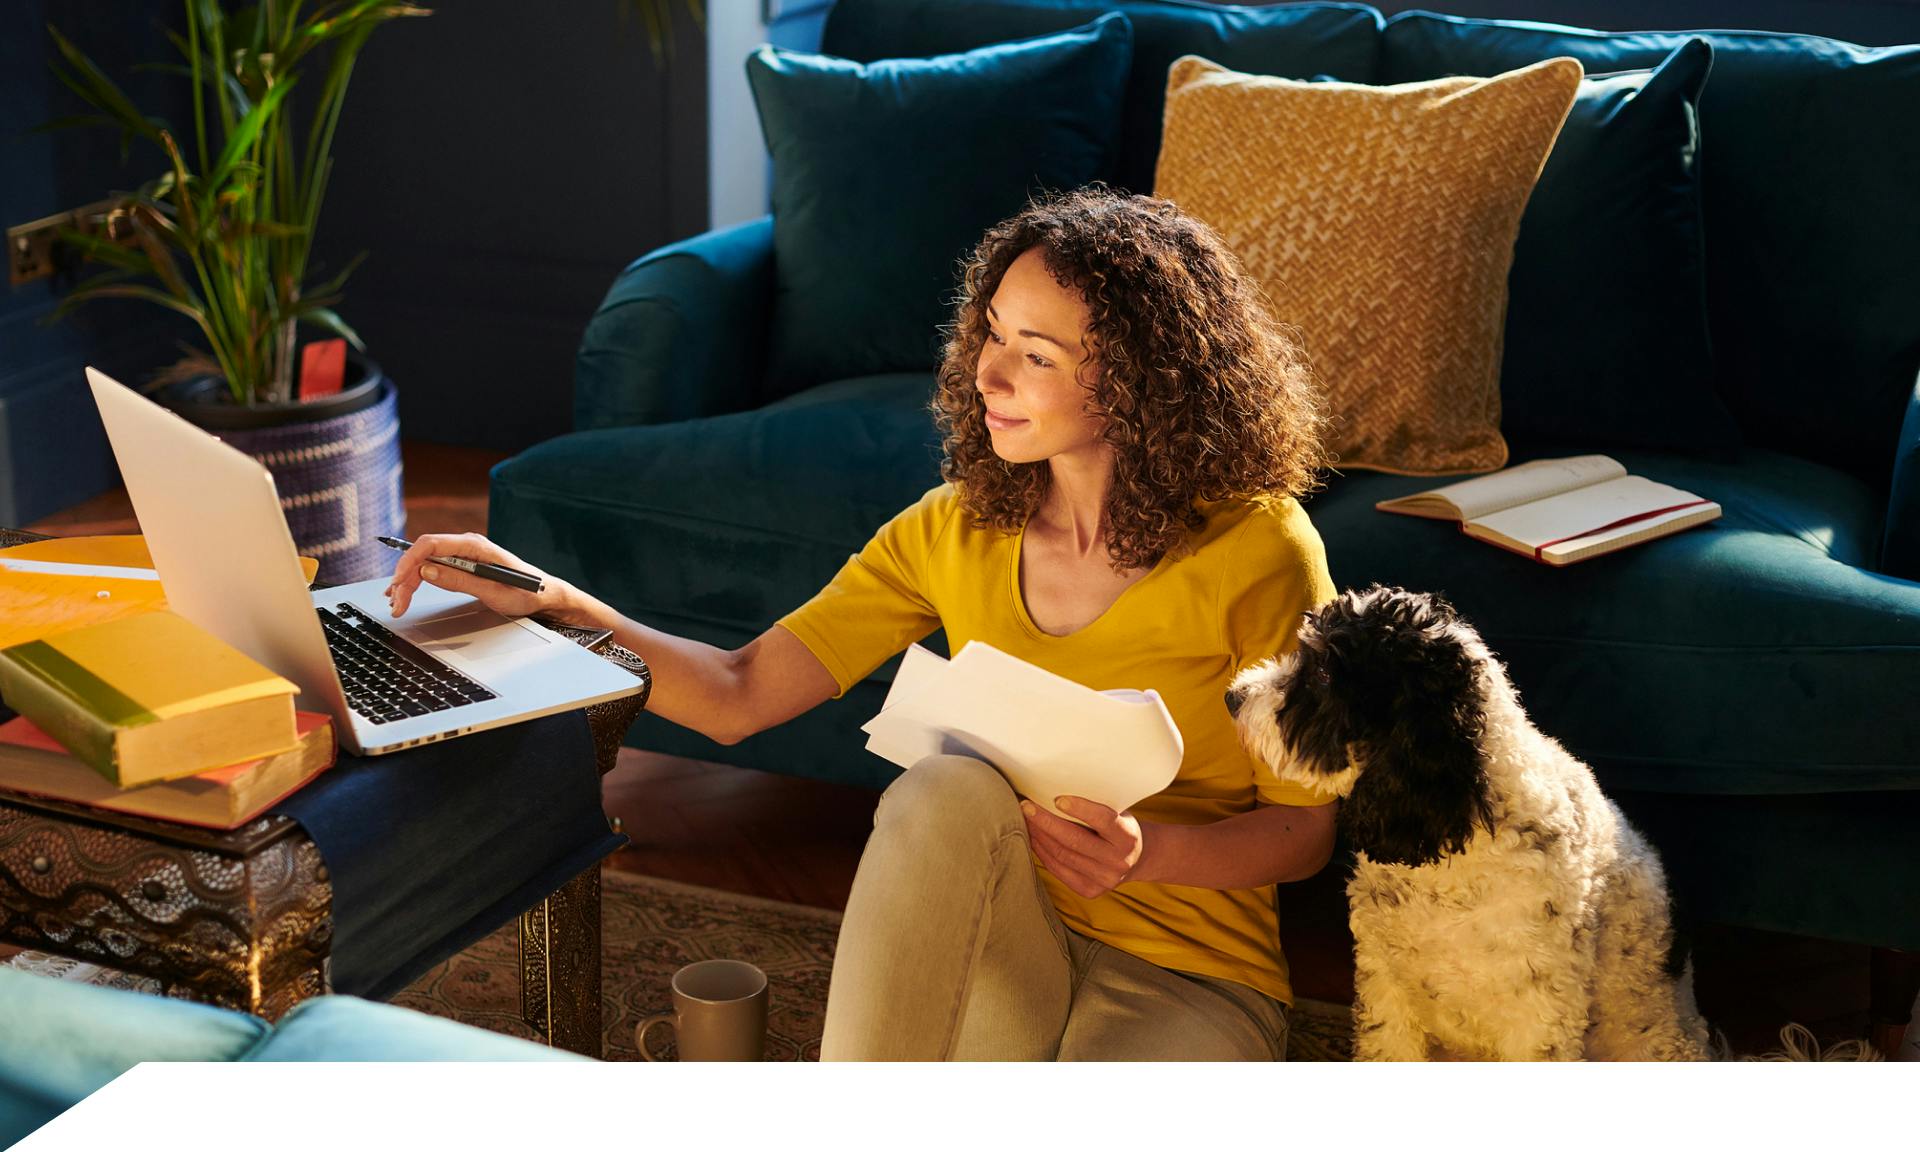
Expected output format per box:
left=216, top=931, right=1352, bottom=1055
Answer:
left=271, top=709, right=623, bottom=1000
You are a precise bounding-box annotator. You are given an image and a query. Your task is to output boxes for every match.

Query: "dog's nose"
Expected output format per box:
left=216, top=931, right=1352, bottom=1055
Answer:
left=1224, top=687, right=1243, bottom=719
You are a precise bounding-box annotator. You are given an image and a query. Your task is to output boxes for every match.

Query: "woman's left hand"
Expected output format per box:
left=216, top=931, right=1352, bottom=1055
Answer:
left=1021, top=795, right=1146, bottom=900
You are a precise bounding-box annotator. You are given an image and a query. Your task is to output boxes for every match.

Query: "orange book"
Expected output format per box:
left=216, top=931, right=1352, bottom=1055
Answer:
left=0, top=712, right=334, bottom=829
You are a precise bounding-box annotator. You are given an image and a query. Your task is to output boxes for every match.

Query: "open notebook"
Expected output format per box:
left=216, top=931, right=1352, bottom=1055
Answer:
left=861, top=641, right=1183, bottom=825
left=1375, top=455, right=1722, bottom=565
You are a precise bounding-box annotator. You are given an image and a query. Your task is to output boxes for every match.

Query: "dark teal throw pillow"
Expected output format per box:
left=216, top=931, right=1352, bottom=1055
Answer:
left=1503, top=38, right=1737, bottom=456
left=746, top=12, right=1133, bottom=395
left=1382, top=10, right=1920, bottom=489
left=819, top=0, right=1384, bottom=195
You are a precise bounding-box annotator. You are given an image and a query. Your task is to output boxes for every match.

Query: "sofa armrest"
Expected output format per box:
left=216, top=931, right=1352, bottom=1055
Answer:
left=574, top=215, right=775, bottom=431
left=1882, top=366, right=1920, bottom=580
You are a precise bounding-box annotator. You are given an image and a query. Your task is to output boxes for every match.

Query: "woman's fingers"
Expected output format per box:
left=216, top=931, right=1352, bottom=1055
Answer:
left=387, top=532, right=548, bottom=619
left=389, top=533, right=478, bottom=616
left=1022, top=802, right=1117, bottom=899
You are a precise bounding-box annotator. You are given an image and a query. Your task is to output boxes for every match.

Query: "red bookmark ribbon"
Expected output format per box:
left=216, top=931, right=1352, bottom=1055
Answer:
left=1531, top=500, right=1714, bottom=562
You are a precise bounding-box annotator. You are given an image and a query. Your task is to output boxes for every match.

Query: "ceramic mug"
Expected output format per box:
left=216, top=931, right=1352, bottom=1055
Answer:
left=636, top=959, right=769, bottom=1061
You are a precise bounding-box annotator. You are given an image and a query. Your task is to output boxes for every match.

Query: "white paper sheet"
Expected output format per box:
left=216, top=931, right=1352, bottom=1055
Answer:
left=861, top=641, right=1184, bottom=823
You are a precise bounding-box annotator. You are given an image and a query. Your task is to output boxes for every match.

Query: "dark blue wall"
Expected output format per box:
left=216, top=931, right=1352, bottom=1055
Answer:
left=1, top=2, right=197, bottom=525
left=307, top=0, right=708, bottom=452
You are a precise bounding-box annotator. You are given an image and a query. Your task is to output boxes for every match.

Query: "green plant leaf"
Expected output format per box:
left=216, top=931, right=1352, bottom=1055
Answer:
left=45, top=0, right=429, bottom=407
left=45, top=24, right=166, bottom=145
left=304, top=248, right=367, bottom=300
left=307, top=2, right=433, bottom=41
left=294, top=305, right=366, bottom=352
left=58, top=283, right=211, bottom=331
left=207, top=78, right=292, bottom=192
left=230, top=219, right=308, bottom=239
left=55, top=225, right=153, bottom=275
left=127, top=206, right=196, bottom=302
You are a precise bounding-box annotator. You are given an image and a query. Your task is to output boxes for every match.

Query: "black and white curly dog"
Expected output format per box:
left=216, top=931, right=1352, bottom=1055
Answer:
left=1227, top=585, right=1710, bottom=1061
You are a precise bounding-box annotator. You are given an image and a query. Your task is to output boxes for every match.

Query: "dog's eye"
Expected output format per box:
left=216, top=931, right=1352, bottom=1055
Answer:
left=1314, top=666, right=1331, bottom=686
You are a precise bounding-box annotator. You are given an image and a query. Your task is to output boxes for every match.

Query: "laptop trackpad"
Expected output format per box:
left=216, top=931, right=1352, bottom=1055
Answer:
left=405, top=605, right=551, bottom=661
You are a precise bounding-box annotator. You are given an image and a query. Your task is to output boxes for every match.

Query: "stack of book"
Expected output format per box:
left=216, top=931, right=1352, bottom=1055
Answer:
left=0, top=610, right=335, bottom=829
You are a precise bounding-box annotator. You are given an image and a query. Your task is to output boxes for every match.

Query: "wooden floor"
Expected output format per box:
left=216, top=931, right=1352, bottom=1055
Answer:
left=27, top=439, right=1917, bottom=1060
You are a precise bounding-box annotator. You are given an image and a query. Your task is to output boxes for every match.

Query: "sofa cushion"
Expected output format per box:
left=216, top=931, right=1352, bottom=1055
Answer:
left=247, top=996, right=584, bottom=1061
left=1155, top=53, right=1583, bottom=474
left=1502, top=39, right=1738, bottom=456
left=746, top=13, right=1132, bottom=397
left=0, top=966, right=267, bottom=1142
left=820, top=0, right=1384, bottom=195
left=1381, top=11, right=1920, bottom=490
left=1305, top=447, right=1920, bottom=795
left=490, top=374, right=949, bottom=673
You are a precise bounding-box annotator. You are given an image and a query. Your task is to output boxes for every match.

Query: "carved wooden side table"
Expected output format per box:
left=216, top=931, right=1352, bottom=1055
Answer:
left=0, top=526, right=649, bottom=1057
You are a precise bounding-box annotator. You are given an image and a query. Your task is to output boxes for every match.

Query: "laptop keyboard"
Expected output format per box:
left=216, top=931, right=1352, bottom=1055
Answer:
left=317, top=603, right=498, bottom=725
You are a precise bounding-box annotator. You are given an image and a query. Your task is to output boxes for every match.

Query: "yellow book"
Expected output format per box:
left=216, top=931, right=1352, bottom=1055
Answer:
left=0, top=609, right=299, bottom=787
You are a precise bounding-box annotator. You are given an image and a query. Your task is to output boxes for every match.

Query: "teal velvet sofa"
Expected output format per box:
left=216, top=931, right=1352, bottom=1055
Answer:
left=0, top=967, right=579, bottom=1144
left=489, top=0, right=1920, bottom=980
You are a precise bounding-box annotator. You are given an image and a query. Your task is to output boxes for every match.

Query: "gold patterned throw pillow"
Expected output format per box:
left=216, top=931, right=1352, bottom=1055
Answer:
left=1155, top=55, right=1583, bottom=475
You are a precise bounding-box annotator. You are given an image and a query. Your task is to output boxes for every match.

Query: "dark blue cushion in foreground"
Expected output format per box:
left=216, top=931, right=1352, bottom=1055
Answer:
left=0, top=967, right=577, bottom=1147
left=0, top=966, right=265, bottom=1141
left=1308, top=447, right=1920, bottom=795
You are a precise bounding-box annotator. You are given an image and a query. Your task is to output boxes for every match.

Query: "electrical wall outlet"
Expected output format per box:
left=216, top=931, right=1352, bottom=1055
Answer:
left=7, top=199, right=140, bottom=287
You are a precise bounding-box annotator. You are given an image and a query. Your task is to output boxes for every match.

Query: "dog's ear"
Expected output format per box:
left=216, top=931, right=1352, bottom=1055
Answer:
left=1271, top=604, right=1361, bottom=786
left=1335, top=592, right=1496, bottom=867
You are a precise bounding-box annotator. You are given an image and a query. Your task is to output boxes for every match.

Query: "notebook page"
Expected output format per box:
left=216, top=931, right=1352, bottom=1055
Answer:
left=1537, top=502, right=1722, bottom=565
left=1467, top=475, right=1708, bottom=550
left=1376, top=455, right=1625, bottom=521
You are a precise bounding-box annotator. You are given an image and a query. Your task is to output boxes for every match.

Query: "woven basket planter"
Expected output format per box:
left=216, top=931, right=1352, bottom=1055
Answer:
left=160, top=356, right=405, bottom=586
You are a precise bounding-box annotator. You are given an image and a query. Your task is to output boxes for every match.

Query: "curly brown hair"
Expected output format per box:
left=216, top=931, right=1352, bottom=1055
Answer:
left=932, top=184, right=1330, bottom=573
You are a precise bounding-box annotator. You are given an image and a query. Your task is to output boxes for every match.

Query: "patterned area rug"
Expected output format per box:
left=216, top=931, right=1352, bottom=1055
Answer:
left=392, top=869, right=1358, bottom=1061
left=393, top=871, right=841, bottom=1061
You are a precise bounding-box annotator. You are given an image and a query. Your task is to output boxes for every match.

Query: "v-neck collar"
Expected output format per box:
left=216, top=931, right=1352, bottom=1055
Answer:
left=1007, top=516, right=1171, bottom=641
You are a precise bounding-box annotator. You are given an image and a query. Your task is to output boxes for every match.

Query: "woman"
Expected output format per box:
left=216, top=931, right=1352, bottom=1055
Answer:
left=385, top=185, right=1341, bottom=1060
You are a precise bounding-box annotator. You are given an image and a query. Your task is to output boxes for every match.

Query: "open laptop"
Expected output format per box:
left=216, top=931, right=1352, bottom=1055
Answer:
left=85, top=367, right=643, bottom=756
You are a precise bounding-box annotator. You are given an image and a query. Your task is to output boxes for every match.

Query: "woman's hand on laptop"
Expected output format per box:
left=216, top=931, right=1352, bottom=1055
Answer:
left=386, top=532, right=568, bottom=621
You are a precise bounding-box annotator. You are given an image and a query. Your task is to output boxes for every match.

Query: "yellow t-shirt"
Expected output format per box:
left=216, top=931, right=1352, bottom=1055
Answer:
left=776, top=482, right=1337, bottom=1004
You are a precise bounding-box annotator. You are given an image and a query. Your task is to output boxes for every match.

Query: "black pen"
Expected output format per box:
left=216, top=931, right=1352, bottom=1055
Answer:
left=377, top=535, right=545, bottom=594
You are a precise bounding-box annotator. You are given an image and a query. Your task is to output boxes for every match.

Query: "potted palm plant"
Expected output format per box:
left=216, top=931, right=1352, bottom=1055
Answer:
left=44, top=2, right=430, bottom=584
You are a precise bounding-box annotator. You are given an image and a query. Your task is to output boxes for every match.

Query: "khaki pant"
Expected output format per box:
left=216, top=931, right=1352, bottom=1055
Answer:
left=820, top=754, right=1289, bottom=1061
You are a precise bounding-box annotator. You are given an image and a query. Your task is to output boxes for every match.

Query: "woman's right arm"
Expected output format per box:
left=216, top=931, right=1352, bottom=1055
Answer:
left=386, top=533, right=839, bottom=746
left=562, top=585, right=841, bottom=746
